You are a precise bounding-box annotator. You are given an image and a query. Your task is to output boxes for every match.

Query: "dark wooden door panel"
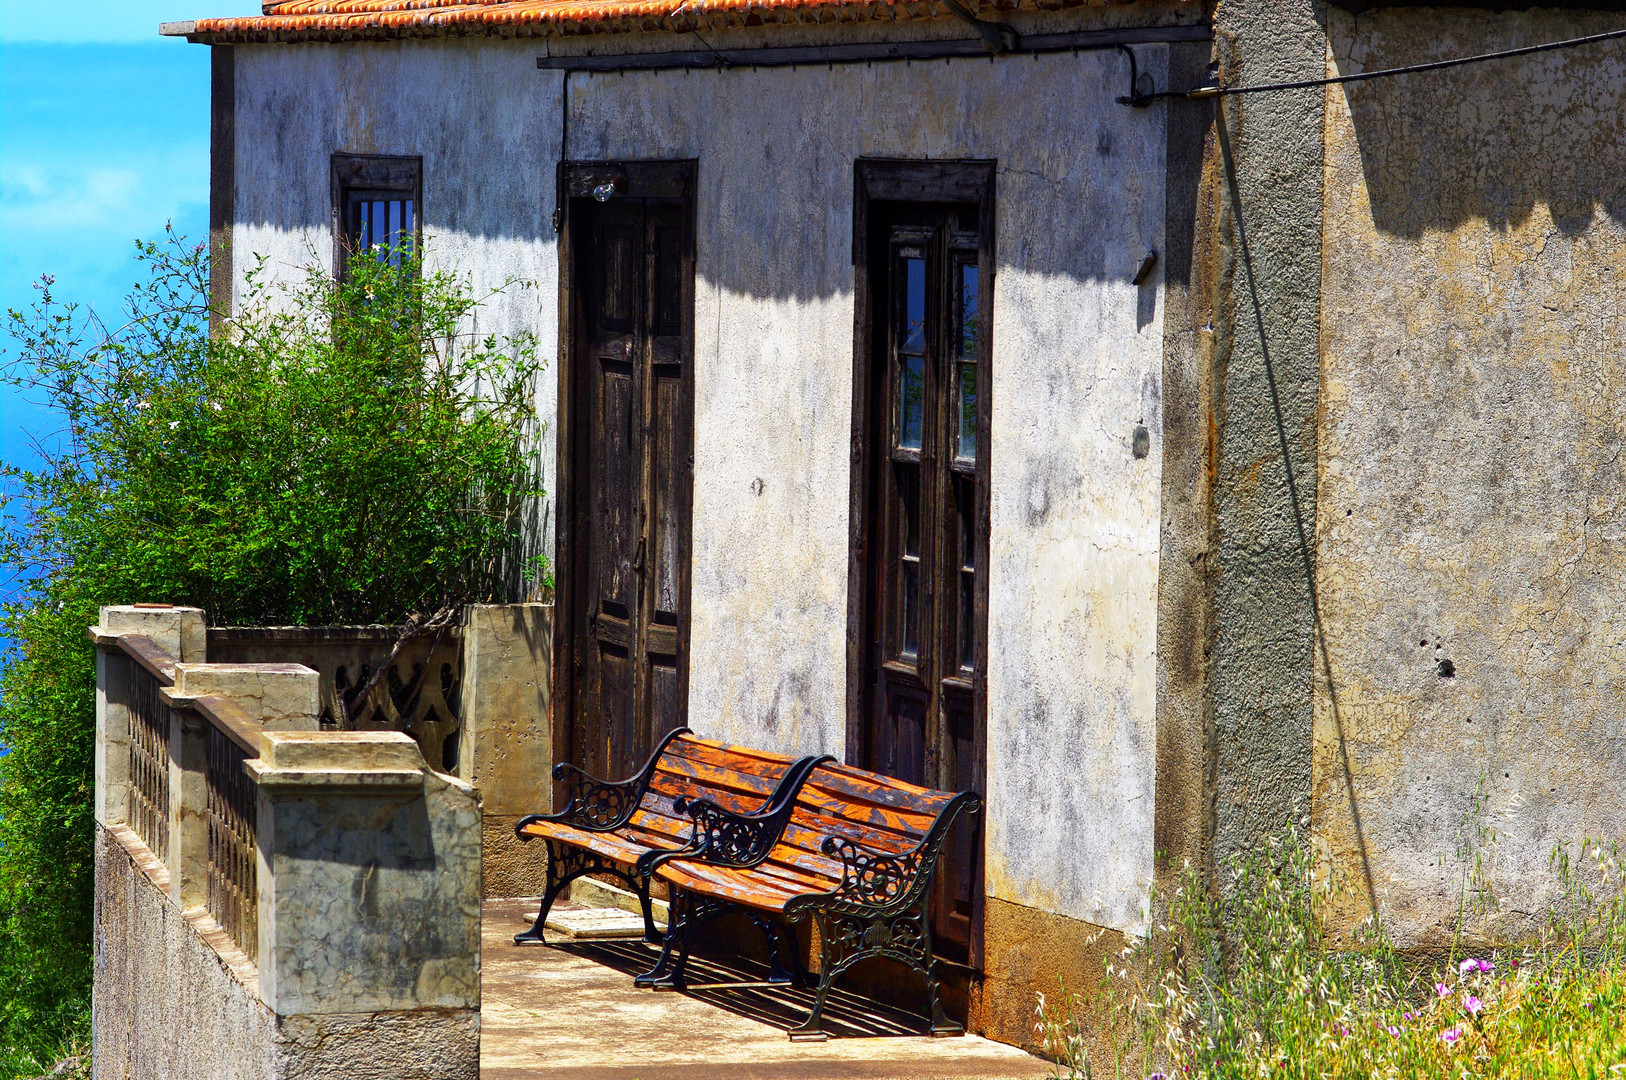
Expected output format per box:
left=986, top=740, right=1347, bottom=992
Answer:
left=852, top=184, right=991, bottom=964
left=564, top=166, right=695, bottom=784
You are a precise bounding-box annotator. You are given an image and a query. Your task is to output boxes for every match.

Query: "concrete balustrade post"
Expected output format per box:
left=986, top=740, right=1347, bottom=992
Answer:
left=91, top=605, right=207, bottom=829
left=167, top=706, right=211, bottom=911
left=247, top=729, right=481, bottom=1065
left=458, top=602, right=553, bottom=896
left=172, top=662, right=321, bottom=730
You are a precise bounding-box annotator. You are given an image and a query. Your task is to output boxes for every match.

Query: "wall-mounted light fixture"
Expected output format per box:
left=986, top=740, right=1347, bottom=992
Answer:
left=592, top=169, right=628, bottom=202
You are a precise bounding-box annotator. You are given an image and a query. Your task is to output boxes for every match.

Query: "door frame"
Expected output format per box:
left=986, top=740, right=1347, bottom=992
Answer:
left=552, top=159, right=698, bottom=795
left=845, top=158, right=995, bottom=967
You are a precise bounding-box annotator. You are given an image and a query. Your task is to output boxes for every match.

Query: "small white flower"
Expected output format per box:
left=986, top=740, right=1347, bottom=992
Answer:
left=168, top=421, right=180, bottom=430
left=211, top=401, right=222, bottom=411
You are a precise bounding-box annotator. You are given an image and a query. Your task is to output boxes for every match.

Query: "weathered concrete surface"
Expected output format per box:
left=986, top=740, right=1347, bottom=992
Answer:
left=972, top=896, right=1134, bottom=1066
left=480, top=898, right=1050, bottom=1079
left=174, top=662, right=320, bottom=730
left=229, top=17, right=1180, bottom=936
left=1315, top=6, right=1626, bottom=943
left=1206, top=0, right=1327, bottom=870
left=459, top=604, right=553, bottom=897
left=94, top=823, right=479, bottom=1080
left=252, top=731, right=483, bottom=1015
left=231, top=38, right=560, bottom=568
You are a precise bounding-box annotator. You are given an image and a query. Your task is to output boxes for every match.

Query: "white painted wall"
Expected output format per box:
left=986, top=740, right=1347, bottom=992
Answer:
left=231, top=38, right=1166, bottom=934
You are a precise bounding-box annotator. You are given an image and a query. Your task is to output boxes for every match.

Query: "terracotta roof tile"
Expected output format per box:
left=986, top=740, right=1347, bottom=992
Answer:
left=181, top=0, right=1123, bottom=42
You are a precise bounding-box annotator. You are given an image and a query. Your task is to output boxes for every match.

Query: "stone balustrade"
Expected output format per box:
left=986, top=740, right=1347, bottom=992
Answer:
left=91, top=604, right=482, bottom=1080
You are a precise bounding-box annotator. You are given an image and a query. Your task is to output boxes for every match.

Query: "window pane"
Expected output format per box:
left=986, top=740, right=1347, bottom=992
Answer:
left=957, top=362, right=977, bottom=461
left=902, top=257, right=926, bottom=354
left=960, top=264, right=979, bottom=358
left=902, top=560, right=920, bottom=658
left=960, top=570, right=974, bottom=671
left=899, top=355, right=924, bottom=450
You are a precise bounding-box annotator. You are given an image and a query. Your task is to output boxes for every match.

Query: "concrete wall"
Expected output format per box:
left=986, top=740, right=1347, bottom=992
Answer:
left=1204, top=0, right=1327, bottom=876
left=95, top=824, right=478, bottom=1080
left=232, top=39, right=560, bottom=569
left=1316, top=5, right=1626, bottom=943
left=228, top=21, right=1188, bottom=938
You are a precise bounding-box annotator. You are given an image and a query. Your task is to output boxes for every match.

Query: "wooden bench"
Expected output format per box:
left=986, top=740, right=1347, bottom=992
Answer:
left=512, top=727, right=826, bottom=952
left=635, top=760, right=981, bottom=1039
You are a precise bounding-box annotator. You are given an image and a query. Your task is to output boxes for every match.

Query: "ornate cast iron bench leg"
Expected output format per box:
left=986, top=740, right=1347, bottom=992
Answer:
left=637, top=888, right=731, bottom=989
left=514, top=839, right=664, bottom=946
left=786, top=901, right=962, bottom=1040
left=747, top=913, right=799, bottom=985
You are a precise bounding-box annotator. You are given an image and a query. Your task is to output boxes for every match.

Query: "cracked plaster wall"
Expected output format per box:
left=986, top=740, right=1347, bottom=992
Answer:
left=228, top=27, right=1177, bottom=934
left=565, top=48, right=1169, bottom=933
left=1316, top=6, right=1626, bottom=944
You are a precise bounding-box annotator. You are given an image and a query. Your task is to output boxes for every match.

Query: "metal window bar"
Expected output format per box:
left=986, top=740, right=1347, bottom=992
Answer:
left=351, top=195, right=415, bottom=270
left=127, top=663, right=171, bottom=863
left=206, top=722, right=258, bottom=962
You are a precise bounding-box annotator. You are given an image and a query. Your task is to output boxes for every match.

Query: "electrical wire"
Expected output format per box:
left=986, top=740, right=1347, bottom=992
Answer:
left=1162, top=23, right=1626, bottom=100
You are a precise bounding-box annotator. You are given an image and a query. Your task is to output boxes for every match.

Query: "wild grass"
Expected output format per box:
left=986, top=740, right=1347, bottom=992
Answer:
left=1036, top=813, right=1626, bottom=1080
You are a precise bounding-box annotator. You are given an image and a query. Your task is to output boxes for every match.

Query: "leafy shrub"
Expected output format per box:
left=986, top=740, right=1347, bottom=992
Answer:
left=0, top=231, right=542, bottom=1072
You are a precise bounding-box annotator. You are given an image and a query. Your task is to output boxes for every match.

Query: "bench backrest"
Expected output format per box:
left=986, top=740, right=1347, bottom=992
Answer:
left=625, top=734, right=798, bottom=851
left=766, top=762, right=962, bottom=891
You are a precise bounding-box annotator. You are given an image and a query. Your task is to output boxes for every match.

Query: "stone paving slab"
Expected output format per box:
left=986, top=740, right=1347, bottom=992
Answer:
left=481, top=898, right=1053, bottom=1080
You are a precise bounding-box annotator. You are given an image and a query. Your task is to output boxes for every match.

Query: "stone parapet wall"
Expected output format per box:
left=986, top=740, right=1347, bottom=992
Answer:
left=94, top=824, right=478, bottom=1080
left=91, top=604, right=484, bottom=1080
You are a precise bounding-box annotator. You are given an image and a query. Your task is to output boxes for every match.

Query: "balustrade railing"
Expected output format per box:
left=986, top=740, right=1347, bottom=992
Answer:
left=122, top=637, right=175, bottom=863
left=202, top=697, right=260, bottom=961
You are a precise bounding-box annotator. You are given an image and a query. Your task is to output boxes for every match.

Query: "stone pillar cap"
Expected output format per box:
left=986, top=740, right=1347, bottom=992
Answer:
left=247, top=731, right=427, bottom=790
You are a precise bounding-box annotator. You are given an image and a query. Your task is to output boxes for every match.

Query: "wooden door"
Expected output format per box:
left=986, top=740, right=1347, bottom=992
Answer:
left=851, top=182, right=991, bottom=963
left=560, top=164, right=695, bottom=784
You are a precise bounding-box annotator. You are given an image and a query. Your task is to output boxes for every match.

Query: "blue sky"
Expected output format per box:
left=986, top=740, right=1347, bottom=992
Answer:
left=0, top=0, right=256, bottom=472
left=0, top=0, right=254, bottom=611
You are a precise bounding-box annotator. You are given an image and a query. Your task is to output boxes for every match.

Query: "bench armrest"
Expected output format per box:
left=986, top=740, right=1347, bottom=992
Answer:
left=635, top=753, right=832, bottom=877
left=516, top=726, right=692, bottom=836
left=784, top=791, right=982, bottom=920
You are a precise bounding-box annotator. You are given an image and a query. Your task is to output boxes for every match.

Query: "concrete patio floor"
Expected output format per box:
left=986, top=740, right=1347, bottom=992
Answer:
left=480, top=898, right=1053, bottom=1080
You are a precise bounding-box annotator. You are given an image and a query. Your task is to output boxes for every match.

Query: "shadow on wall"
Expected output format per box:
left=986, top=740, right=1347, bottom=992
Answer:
left=1336, top=7, right=1626, bottom=238
left=234, top=38, right=1208, bottom=298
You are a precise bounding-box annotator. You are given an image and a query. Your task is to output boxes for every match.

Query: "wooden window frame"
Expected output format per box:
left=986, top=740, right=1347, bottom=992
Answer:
left=550, top=159, right=698, bottom=790
left=331, top=153, right=423, bottom=281
left=846, top=158, right=995, bottom=967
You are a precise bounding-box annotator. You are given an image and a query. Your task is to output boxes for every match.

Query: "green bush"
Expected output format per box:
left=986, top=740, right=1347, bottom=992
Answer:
left=0, top=231, right=542, bottom=1073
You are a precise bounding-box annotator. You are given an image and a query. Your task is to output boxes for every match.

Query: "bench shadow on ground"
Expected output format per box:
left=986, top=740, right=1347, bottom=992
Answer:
left=549, top=939, right=940, bottom=1039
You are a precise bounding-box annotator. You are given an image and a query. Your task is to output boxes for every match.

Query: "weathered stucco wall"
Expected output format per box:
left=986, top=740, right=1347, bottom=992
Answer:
left=231, top=40, right=560, bottom=573
left=566, top=47, right=1170, bottom=932
left=227, top=23, right=1183, bottom=934
left=1316, top=6, right=1626, bottom=943
left=1205, top=0, right=1327, bottom=877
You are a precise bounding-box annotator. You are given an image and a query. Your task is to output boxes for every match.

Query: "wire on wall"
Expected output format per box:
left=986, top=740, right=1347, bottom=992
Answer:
left=1164, top=24, right=1626, bottom=100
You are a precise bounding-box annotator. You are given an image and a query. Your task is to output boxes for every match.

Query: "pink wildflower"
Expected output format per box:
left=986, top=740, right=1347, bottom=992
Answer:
left=1435, top=982, right=1451, bottom=998
left=1386, top=1025, right=1401, bottom=1036
left=1441, top=1027, right=1463, bottom=1044
left=1459, top=958, right=1478, bottom=976
left=1463, top=995, right=1483, bottom=1016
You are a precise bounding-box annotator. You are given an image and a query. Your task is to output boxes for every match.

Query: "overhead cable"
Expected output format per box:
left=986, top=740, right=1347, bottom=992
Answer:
left=1170, top=24, right=1626, bottom=101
